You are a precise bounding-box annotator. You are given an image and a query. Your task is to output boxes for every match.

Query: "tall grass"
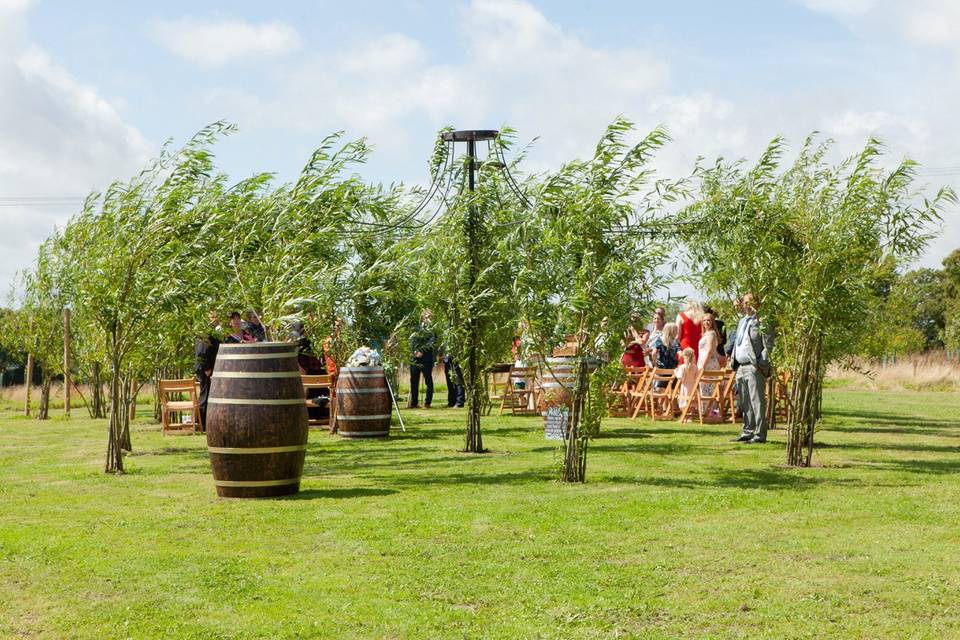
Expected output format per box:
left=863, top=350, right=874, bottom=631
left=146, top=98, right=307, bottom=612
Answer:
left=829, top=351, right=960, bottom=392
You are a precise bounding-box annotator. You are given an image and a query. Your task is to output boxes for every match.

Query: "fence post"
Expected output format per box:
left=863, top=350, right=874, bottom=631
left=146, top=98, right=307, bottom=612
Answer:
left=63, top=308, right=71, bottom=417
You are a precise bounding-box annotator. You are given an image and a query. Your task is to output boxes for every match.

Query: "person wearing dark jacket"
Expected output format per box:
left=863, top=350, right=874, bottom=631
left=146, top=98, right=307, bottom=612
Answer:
left=443, top=353, right=465, bottom=408
left=195, top=311, right=221, bottom=430
left=244, top=310, right=266, bottom=342
left=409, top=309, right=437, bottom=408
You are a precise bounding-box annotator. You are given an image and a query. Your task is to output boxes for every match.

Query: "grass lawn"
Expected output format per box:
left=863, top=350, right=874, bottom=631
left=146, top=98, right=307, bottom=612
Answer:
left=1, top=388, right=959, bottom=639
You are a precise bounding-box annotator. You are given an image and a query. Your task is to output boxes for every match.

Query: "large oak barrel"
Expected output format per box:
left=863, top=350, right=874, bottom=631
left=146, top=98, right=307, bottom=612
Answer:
left=335, top=366, right=391, bottom=438
left=206, top=342, right=308, bottom=498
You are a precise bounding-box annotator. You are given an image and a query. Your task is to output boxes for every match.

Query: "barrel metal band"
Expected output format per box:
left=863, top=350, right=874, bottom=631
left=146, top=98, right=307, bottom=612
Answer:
left=216, top=353, right=296, bottom=360
left=336, top=413, right=392, bottom=420
left=219, top=342, right=295, bottom=348
left=338, top=367, right=384, bottom=373
left=339, top=430, right=389, bottom=437
left=335, top=388, right=386, bottom=394
left=208, top=445, right=307, bottom=454
left=213, top=371, right=301, bottom=379
left=209, top=398, right=305, bottom=405
left=214, top=478, right=300, bottom=487
left=338, top=373, right=385, bottom=379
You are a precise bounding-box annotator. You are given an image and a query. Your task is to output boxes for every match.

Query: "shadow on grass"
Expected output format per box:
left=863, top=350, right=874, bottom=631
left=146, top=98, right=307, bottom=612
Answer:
left=815, top=441, right=960, bottom=454
left=289, top=487, right=398, bottom=500
left=604, top=467, right=865, bottom=491
left=823, top=409, right=960, bottom=436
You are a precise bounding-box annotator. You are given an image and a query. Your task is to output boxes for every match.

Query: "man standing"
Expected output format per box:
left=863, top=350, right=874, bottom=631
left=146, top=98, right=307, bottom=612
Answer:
left=409, top=309, right=437, bottom=409
left=195, top=311, right=222, bottom=430
left=443, top=354, right=465, bottom=408
left=730, top=293, right=773, bottom=444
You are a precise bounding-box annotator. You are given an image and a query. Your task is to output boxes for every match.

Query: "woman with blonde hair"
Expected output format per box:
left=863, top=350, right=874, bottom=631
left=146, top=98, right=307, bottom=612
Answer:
left=653, top=322, right=681, bottom=371
left=677, top=299, right=703, bottom=362
left=697, top=313, right=721, bottom=372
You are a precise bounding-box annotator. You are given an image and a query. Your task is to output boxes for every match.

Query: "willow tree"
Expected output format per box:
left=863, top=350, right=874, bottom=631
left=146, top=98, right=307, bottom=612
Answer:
left=518, top=119, right=679, bottom=482
left=65, top=122, right=235, bottom=472
left=211, top=133, right=399, bottom=342
left=682, top=136, right=954, bottom=466
left=4, top=234, right=72, bottom=420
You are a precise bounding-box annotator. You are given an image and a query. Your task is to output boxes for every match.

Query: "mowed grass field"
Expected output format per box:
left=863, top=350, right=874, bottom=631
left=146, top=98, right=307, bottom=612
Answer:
left=1, top=388, right=959, bottom=639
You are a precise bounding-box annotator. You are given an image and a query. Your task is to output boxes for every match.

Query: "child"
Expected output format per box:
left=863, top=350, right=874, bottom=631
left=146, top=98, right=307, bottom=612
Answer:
left=674, top=347, right=698, bottom=409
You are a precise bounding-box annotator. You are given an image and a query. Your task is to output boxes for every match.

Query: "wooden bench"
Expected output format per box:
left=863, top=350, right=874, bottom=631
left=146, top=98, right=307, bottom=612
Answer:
left=159, top=379, right=200, bottom=435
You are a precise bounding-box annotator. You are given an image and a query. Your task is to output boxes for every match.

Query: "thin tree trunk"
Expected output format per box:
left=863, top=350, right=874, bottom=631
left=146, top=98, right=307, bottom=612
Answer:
left=786, top=332, right=822, bottom=467
left=105, top=354, right=124, bottom=473
left=24, top=353, right=33, bottom=416
left=91, top=362, right=105, bottom=419
left=120, top=374, right=133, bottom=452
left=562, top=317, right=590, bottom=483
left=37, top=374, right=52, bottom=420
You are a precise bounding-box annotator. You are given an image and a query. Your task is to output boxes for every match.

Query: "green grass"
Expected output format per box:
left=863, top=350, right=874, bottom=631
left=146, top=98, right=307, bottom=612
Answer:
left=1, top=389, right=959, bottom=639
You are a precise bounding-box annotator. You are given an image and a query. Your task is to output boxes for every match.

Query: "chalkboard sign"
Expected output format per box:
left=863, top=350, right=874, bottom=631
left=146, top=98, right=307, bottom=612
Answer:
left=544, top=406, right=568, bottom=440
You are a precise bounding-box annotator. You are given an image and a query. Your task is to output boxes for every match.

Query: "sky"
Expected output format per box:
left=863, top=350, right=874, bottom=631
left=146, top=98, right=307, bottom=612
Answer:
left=1, top=0, right=959, bottom=297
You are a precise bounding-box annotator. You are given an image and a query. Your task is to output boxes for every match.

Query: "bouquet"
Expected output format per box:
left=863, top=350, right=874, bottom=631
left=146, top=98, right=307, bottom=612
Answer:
left=345, top=346, right=382, bottom=367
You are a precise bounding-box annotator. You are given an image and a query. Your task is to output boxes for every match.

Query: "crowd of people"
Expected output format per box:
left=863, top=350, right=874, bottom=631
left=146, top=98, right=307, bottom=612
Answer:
left=194, top=295, right=771, bottom=444
left=620, top=293, right=772, bottom=444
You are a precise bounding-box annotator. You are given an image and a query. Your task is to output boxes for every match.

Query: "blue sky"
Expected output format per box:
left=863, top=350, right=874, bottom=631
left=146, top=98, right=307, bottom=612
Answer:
left=2, top=0, right=959, bottom=295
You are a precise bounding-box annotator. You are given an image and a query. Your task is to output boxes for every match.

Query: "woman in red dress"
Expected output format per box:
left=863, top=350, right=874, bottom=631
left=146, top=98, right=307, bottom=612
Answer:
left=676, top=300, right=704, bottom=362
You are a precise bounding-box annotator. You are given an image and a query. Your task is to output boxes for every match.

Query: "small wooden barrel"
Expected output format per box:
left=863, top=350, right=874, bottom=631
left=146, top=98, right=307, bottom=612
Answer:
left=335, top=366, right=391, bottom=438
left=206, top=342, right=308, bottom=498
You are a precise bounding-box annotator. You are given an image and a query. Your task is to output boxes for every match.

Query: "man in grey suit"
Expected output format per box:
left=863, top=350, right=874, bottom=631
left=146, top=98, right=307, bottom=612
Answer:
left=730, top=293, right=773, bottom=444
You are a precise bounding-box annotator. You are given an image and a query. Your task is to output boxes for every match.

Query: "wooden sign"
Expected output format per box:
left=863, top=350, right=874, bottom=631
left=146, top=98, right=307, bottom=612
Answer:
left=544, top=406, right=568, bottom=440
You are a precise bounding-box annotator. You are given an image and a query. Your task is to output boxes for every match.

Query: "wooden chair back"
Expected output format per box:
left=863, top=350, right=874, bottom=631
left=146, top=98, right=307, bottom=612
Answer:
left=302, top=374, right=335, bottom=429
left=722, top=369, right=738, bottom=423
left=647, top=368, right=678, bottom=421
left=697, top=369, right=727, bottom=424
left=499, top=366, right=539, bottom=416
left=159, top=378, right=200, bottom=435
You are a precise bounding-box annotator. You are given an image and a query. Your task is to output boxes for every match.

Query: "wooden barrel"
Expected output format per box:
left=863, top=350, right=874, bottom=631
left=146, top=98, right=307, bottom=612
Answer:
left=541, top=357, right=600, bottom=392
left=335, top=366, right=391, bottom=438
left=206, top=342, right=308, bottom=498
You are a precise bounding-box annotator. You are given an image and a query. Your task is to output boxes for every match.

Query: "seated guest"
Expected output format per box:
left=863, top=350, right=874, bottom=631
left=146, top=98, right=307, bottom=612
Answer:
left=224, top=311, right=256, bottom=344
left=244, top=311, right=266, bottom=342
left=653, top=322, right=680, bottom=371
left=620, top=328, right=649, bottom=368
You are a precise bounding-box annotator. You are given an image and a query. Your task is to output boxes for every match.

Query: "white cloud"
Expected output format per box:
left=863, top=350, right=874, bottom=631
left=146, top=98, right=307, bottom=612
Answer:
left=152, top=17, right=302, bottom=68
left=0, top=2, right=150, bottom=296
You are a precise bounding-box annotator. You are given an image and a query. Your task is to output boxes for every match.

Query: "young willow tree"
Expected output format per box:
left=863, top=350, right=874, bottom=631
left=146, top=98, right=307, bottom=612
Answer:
left=518, top=119, right=678, bottom=482
left=681, top=136, right=955, bottom=466
left=210, top=133, right=398, bottom=338
left=65, top=123, right=235, bottom=472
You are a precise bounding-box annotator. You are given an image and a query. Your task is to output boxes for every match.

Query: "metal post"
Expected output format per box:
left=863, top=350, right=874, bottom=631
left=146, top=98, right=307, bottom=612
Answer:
left=63, top=308, right=71, bottom=417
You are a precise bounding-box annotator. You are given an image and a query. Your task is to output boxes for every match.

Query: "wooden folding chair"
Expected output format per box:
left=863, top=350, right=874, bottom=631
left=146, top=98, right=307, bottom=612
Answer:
left=679, top=369, right=727, bottom=424
left=629, top=368, right=654, bottom=419
left=159, top=379, right=200, bottom=435
left=499, top=366, right=539, bottom=416
left=607, top=366, right=644, bottom=417
left=722, top=369, right=739, bottom=424
left=302, top=374, right=334, bottom=430
left=487, top=364, right=512, bottom=415
left=646, top=369, right=678, bottom=421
